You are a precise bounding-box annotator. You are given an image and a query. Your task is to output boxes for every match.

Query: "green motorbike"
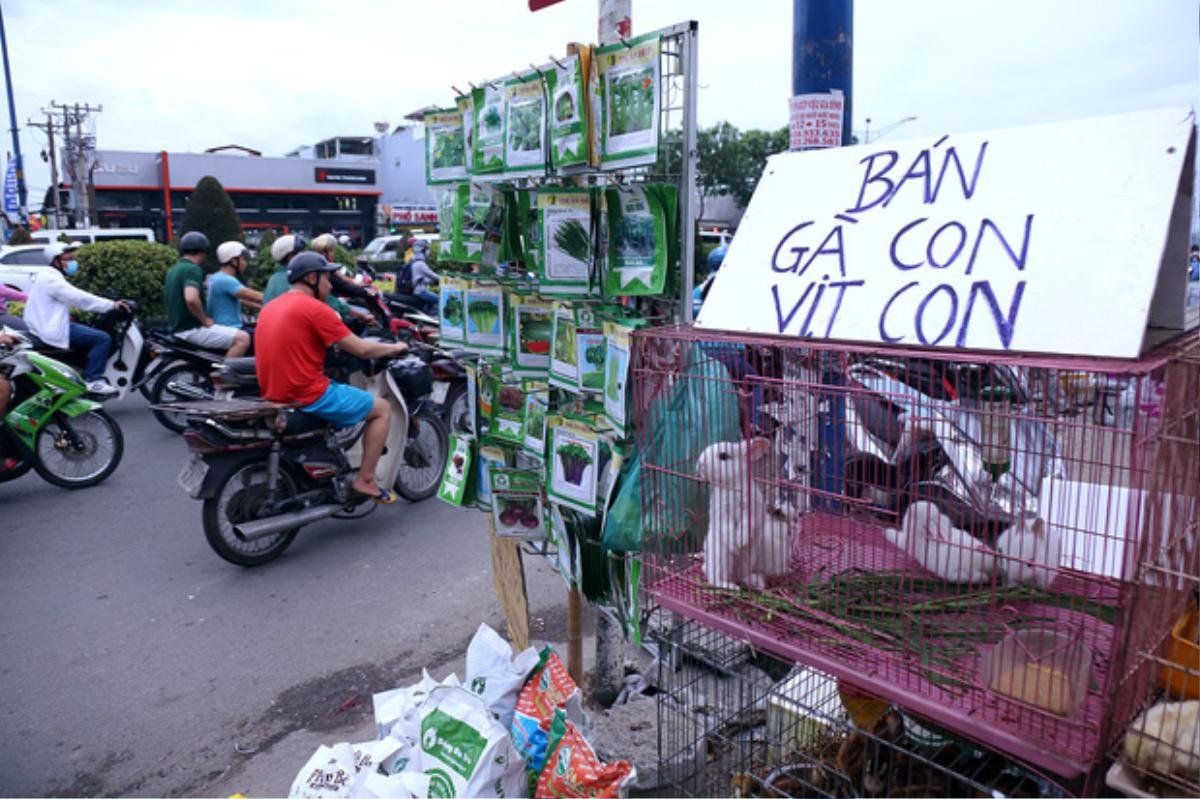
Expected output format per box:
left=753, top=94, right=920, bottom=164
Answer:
left=1, top=332, right=124, bottom=488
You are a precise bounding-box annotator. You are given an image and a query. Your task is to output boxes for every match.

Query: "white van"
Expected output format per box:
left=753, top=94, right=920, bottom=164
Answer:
left=30, top=228, right=156, bottom=245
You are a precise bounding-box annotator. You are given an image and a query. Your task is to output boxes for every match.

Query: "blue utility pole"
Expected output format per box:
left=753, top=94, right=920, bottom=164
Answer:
left=0, top=3, right=28, bottom=225
left=793, top=0, right=853, bottom=146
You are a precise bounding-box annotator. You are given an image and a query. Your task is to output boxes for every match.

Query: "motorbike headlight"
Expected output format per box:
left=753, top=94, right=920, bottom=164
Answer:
left=40, top=358, right=87, bottom=389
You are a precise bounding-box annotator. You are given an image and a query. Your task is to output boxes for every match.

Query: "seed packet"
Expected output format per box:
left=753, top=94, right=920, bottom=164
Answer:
left=437, top=432, right=475, bottom=506
left=603, top=321, right=633, bottom=435
left=476, top=443, right=510, bottom=510
left=490, top=468, right=546, bottom=540
left=458, top=182, right=495, bottom=265
left=522, top=391, right=548, bottom=457
left=596, top=32, right=661, bottom=169
left=463, top=284, right=505, bottom=356
left=547, top=418, right=599, bottom=515
left=490, top=383, right=526, bottom=445
left=438, top=278, right=467, bottom=345
left=472, top=83, right=506, bottom=174
left=504, top=70, right=548, bottom=177
left=456, top=93, right=475, bottom=173
left=538, top=189, right=597, bottom=295
left=576, top=330, right=606, bottom=394
left=435, top=186, right=460, bottom=262
left=605, top=183, right=674, bottom=295
left=549, top=304, right=579, bottom=391
left=547, top=52, right=589, bottom=170
left=423, top=108, right=467, bottom=184
left=510, top=296, right=554, bottom=377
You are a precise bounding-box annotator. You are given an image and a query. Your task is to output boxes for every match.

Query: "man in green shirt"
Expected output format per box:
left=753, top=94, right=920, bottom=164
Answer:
left=163, top=231, right=250, bottom=357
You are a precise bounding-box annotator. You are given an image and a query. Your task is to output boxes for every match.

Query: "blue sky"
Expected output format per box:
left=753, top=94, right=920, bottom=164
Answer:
left=3, top=0, right=1196, bottom=202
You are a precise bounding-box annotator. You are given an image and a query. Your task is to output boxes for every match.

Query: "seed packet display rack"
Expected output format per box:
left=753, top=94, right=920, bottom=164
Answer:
left=429, top=21, right=699, bottom=640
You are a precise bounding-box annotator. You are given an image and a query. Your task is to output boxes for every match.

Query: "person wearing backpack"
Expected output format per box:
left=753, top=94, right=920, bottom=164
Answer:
left=397, top=239, right=439, bottom=315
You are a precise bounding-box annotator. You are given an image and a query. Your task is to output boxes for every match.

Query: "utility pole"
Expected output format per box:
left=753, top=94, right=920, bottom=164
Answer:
left=27, top=112, right=60, bottom=227
left=0, top=4, right=28, bottom=225
left=50, top=99, right=101, bottom=227
left=793, top=0, right=853, bottom=146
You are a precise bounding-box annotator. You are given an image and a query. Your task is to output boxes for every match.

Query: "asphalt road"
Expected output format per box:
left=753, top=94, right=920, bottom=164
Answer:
left=0, top=395, right=564, bottom=797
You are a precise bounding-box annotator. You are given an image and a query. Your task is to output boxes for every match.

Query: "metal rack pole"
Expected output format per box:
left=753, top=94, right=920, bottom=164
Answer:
left=678, top=21, right=699, bottom=323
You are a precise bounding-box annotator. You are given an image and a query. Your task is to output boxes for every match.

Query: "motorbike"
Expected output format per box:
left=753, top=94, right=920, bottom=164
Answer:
left=164, top=352, right=449, bottom=566
left=0, top=329, right=124, bottom=488
left=26, top=302, right=167, bottom=402
left=146, top=329, right=232, bottom=433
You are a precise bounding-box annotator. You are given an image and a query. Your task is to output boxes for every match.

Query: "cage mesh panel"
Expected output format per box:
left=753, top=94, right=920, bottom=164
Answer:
left=632, top=326, right=1200, bottom=780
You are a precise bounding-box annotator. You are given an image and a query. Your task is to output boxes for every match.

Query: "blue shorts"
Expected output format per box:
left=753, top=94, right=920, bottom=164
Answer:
left=301, top=381, right=374, bottom=429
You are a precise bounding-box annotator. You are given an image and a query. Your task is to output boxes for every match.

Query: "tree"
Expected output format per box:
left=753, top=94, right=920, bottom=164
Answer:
left=653, top=122, right=789, bottom=215
left=177, top=175, right=243, bottom=271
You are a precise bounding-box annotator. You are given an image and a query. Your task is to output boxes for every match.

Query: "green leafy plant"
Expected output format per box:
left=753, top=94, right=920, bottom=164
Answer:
left=508, top=101, right=543, bottom=152
left=555, top=90, right=576, bottom=122
left=442, top=294, right=464, bottom=327
left=524, top=403, right=546, bottom=440
left=556, top=442, right=593, bottom=485
left=75, top=240, right=179, bottom=320
left=467, top=299, right=500, bottom=333
left=581, top=344, right=607, bottom=390
left=552, top=219, right=591, bottom=264
left=609, top=68, right=655, bottom=136
left=178, top=175, right=243, bottom=272
left=432, top=129, right=465, bottom=168
left=615, top=213, right=656, bottom=259
left=483, top=106, right=503, bottom=133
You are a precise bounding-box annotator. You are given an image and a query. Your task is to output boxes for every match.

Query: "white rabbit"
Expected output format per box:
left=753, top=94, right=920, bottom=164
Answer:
left=1124, top=699, right=1199, bottom=777
left=696, top=437, right=788, bottom=590
left=884, top=501, right=998, bottom=584
left=996, top=513, right=1062, bottom=589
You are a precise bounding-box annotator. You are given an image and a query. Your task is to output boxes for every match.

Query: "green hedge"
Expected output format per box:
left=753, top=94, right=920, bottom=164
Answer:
left=75, top=240, right=179, bottom=320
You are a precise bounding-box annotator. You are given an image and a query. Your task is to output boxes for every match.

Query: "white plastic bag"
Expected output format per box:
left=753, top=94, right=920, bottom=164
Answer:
left=289, top=743, right=359, bottom=799
left=416, top=684, right=527, bottom=798
left=357, top=770, right=431, bottom=799
left=465, top=622, right=540, bottom=728
left=372, top=669, right=440, bottom=740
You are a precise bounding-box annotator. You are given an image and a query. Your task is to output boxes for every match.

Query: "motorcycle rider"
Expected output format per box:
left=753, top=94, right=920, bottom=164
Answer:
left=164, top=231, right=251, bottom=357
left=398, top=239, right=439, bottom=315
left=262, top=235, right=370, bottom=324
left=254, top=251, right=409, bottom=503
left=24, top=242, right=130, bottom=395
left=207, top=241, right=262, bottom=329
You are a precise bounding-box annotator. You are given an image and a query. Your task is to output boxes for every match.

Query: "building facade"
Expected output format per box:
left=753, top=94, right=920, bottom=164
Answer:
left=86, top=145, right=383, bottom=246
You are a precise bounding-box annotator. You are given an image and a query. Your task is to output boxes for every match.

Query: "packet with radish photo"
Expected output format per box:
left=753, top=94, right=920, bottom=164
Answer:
left=490, top=468, right=546, bottom=541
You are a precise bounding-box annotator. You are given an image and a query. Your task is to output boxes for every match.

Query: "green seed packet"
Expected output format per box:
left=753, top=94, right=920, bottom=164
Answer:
left=490, top=468, right=546, bottom=540
left=510, top=296, right=554, bottom=377
left=438, top=433, right=475, bottom=506
left=522, top=390, right=548, bottom=458
left=424, top=108, right=467, bottom=184
left=476, top=443, right=510, bottom=511
left=439, top=278, right=467, bottom=345
left=596, top=32, right=661, bottom=169
left=547, top=418, right=599, bottom=515
left=472, top=84, right=506, bottom=175
left=602, top=321, right=633, bottom=435
left=490, top=382, right=526, bottom=445
left=605, top=183, right=674, bottom=295
left=547, top=53, right=589, bottom=170
left=464, top=285, right=505, bottom=356
left=504, top=70, right=548, bottom=177
left=537, top=189, right=599, bottom=296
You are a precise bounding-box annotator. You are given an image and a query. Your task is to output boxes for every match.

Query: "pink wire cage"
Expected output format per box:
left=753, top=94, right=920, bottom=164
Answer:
left=630, top=325, right=1199, bottom=783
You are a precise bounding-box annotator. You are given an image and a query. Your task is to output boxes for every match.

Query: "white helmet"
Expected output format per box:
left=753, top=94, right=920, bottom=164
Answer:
left=270, top=234, right=307, bottom=263
left=216, top=241, right=247, bottom=264
left=337, top=234, right=351, bottom=246
left=43, top=241, right=80, bottom=265
left=311, top=233, right=337, bottom=255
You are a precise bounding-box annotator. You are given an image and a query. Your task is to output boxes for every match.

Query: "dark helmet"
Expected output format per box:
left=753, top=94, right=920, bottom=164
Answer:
left=179, top=231, right=210, bottom=254
left=287, top=250, right=340, bottom=283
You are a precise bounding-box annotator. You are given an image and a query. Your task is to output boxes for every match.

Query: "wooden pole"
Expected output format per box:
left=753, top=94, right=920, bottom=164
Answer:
left=487, top=514, right=530, bottom=650
left=566, top=584, right=583, bottom=685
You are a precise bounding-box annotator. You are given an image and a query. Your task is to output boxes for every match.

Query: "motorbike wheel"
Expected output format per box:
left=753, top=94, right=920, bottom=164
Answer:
left=0, top=436, right=34, bottom=483
left=32, top=409, right=124, bottom=489
left=443, top=383, right=472, bottom=434
left=151, top=362, right=214, bottom=433
left=202, top=461, right=300, bottom=567
left=394, top=409, right=449, bottom=502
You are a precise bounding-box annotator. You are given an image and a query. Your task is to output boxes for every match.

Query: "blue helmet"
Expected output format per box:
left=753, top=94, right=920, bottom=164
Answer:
left=706, top=244, right=728, bottom=272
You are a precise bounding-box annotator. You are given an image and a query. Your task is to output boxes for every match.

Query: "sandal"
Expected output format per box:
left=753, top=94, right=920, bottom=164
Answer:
left=353, top=486, right=398, bottom=505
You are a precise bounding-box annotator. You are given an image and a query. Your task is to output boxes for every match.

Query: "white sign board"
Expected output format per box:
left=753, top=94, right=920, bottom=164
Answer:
left=699, top=106, right=1197, bottom=358
left=789, top=92, right=845, bottom=150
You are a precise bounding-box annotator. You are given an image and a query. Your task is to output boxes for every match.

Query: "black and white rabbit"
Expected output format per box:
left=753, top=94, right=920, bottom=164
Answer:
left=696, top=437, right=791, bottom=590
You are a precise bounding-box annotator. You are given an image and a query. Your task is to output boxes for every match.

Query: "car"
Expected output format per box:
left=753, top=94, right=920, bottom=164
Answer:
left=356, top=234, right=410, bottom=267
left=0, top=245, right=54, bottom=294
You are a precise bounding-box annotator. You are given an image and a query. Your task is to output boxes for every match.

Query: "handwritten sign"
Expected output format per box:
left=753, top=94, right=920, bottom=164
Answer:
left=698, top=106, right=1196, bottom=358
left=789, top=92, right=845, bottom=150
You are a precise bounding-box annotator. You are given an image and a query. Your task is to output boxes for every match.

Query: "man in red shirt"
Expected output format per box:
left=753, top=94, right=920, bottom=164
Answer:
left=255, top=252, right=409, bottom=503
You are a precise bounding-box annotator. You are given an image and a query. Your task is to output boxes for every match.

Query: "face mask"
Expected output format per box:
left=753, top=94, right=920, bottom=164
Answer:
left=65, top=260, right=79, bottom=276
